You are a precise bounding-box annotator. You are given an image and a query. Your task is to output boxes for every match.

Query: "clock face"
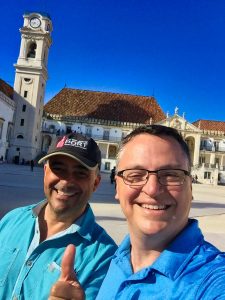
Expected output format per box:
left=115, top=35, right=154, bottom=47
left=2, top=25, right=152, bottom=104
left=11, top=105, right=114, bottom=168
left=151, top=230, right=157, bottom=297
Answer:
left=30, top=17, right=41, bottom=28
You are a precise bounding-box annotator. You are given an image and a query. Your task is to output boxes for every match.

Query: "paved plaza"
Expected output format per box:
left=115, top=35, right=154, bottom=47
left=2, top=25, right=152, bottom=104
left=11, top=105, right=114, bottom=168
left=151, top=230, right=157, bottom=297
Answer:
left=0, top=163, right=225, bottom=250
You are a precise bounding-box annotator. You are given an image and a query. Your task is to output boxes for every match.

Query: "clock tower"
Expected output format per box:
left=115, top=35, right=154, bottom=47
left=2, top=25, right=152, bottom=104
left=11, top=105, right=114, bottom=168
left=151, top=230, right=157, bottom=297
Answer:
left=9, top=12, right=52, bottom=163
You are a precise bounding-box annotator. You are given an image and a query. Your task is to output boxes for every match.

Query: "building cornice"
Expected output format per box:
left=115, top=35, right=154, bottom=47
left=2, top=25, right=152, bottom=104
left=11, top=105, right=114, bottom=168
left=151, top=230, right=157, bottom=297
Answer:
left=14, top=64, right=48, bottom=80
left=20, top=29, right=52, bottom=47
left=44, top=112, right=145, bottom=129
left=0, top=91, right=16, bottom=110
left=201, top=129, right=225, bottom=137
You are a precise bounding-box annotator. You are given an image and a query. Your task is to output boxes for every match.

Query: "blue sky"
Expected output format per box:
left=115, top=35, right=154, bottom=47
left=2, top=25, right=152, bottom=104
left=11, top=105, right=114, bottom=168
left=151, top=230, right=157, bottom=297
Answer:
left=1, top=0, right=225, bottom=122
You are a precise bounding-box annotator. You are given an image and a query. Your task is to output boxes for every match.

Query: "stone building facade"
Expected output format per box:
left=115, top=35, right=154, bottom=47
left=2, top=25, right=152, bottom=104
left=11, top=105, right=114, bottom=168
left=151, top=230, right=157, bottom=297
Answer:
left=1, top=12, right=225, bottom=185
left=0, top=80, right=15, bottom=160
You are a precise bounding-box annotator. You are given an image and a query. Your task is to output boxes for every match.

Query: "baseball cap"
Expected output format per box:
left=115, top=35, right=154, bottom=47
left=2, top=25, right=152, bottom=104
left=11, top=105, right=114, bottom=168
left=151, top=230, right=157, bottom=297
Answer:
left=38, top=132, right=101, bottom=170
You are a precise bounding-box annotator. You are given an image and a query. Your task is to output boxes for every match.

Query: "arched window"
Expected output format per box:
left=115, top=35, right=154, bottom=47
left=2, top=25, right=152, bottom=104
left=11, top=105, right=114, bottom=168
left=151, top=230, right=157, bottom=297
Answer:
left=17, top=135, right=24, bottom=139
left=27, top=42, right=37, bottom=58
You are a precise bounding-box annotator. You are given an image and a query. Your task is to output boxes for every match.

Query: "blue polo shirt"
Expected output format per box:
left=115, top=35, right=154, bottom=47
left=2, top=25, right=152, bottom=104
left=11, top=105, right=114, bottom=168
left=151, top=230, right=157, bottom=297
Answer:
left=0, top=201, right=117, bottom=300
left=97, top=219, right=225, bottom=300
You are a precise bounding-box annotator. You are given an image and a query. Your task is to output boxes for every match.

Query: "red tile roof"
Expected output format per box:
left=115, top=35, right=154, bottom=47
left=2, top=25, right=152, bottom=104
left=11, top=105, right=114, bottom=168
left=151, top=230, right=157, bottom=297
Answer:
left=44, top=88, right=165, bottom=124
left=0, top=79, right=14, bottom=99
left=193, top=120, right=225, bottom=132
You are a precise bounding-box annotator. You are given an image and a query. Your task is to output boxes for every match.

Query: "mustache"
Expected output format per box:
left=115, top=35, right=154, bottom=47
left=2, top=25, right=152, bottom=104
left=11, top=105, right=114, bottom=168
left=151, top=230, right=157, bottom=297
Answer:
left=53, top=183, right=80, bottom=194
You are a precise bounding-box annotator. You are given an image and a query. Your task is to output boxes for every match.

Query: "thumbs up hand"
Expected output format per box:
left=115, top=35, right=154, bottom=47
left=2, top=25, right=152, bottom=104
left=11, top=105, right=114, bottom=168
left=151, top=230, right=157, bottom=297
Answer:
left=49, top=244, right=85, bottom=300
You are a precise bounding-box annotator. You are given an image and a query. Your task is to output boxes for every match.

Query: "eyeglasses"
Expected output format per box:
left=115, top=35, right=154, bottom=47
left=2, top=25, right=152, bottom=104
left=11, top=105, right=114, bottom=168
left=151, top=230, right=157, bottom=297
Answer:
left=116, top=168, right=190, bottom=187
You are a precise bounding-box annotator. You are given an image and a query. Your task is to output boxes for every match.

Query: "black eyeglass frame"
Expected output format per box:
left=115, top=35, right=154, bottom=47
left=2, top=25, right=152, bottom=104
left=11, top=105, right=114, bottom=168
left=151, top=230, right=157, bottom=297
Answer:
left=116, top=168, right=191, bottom=186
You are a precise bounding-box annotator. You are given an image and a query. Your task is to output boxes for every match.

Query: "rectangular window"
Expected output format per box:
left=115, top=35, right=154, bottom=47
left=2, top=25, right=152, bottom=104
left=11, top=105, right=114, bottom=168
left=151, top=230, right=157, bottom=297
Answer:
left=85, top=126, right=92, bottom=137
left=105, top=162, right=110, bottom=170
left=103, top=130, right=109, bottom=140
left=66, top=126, right=72, bottom=134
left=6, top=125, right=11, bottom=142
left=199, top=156, right=205, bottom=164
left=20, top=119, right=24, bottom=126
left=24, top=91, right=28, bottom=98
left=204, top=172, right=211, bottom=179
left=22, top=104, right=26, bottom=112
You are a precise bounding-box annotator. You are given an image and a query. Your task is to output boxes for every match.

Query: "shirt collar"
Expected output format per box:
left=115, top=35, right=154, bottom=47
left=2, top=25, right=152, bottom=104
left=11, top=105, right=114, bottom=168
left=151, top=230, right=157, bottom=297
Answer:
left=32, top=200, right=95, bottom=241
left=32, top=200, right=47, bottom=217
left=114, top=219, right=204, bottom=280
left=76, top=205, right=95, bottom=241
left=152, top=219, right=204, bottom=279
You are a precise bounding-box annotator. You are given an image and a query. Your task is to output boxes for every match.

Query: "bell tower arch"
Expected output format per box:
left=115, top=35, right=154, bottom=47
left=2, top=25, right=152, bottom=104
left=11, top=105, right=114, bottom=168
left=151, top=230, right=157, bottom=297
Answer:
left=9, top=12, right=52, bottom=163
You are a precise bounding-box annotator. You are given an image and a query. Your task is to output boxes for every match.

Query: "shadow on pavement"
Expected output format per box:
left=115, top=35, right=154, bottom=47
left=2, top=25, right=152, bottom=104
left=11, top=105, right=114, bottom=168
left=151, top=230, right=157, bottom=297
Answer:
left=96, top=216, right=126, bottom=221
left=192, top=202, right=225, bottom=209
left=90, top=197, right=117, bottom=204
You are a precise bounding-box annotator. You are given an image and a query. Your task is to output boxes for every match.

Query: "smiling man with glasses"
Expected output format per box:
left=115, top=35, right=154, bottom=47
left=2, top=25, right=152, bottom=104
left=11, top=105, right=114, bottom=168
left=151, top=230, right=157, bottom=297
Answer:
left=96, top=125, right=225, bottom=299
left=48, top=125, right=225, bottom=300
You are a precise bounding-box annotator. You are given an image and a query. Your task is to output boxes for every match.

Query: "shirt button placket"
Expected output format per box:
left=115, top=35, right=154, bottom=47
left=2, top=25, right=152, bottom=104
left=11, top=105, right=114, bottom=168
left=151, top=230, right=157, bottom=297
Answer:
left=26, top=260, right=33, bottom=267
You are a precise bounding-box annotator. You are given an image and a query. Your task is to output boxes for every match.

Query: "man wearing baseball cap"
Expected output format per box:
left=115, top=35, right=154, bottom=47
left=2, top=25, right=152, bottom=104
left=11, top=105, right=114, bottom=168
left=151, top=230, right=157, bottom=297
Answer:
left=0, top=132, right=117, bottom=300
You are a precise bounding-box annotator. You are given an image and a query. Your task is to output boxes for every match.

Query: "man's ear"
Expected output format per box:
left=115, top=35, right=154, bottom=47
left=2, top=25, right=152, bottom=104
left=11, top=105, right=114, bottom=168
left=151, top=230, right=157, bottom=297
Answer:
left=115, top=176, right=120, bottom=202
left=189, top=177, right=193, bottom=201
left=93, top=174, right=101, bottom=192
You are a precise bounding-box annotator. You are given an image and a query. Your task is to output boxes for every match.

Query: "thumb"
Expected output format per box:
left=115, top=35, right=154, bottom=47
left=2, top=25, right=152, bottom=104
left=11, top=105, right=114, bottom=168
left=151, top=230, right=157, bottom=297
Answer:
left=60, top=244, right=77, bottom=282
left=49, top=245, right=85, bottom=299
